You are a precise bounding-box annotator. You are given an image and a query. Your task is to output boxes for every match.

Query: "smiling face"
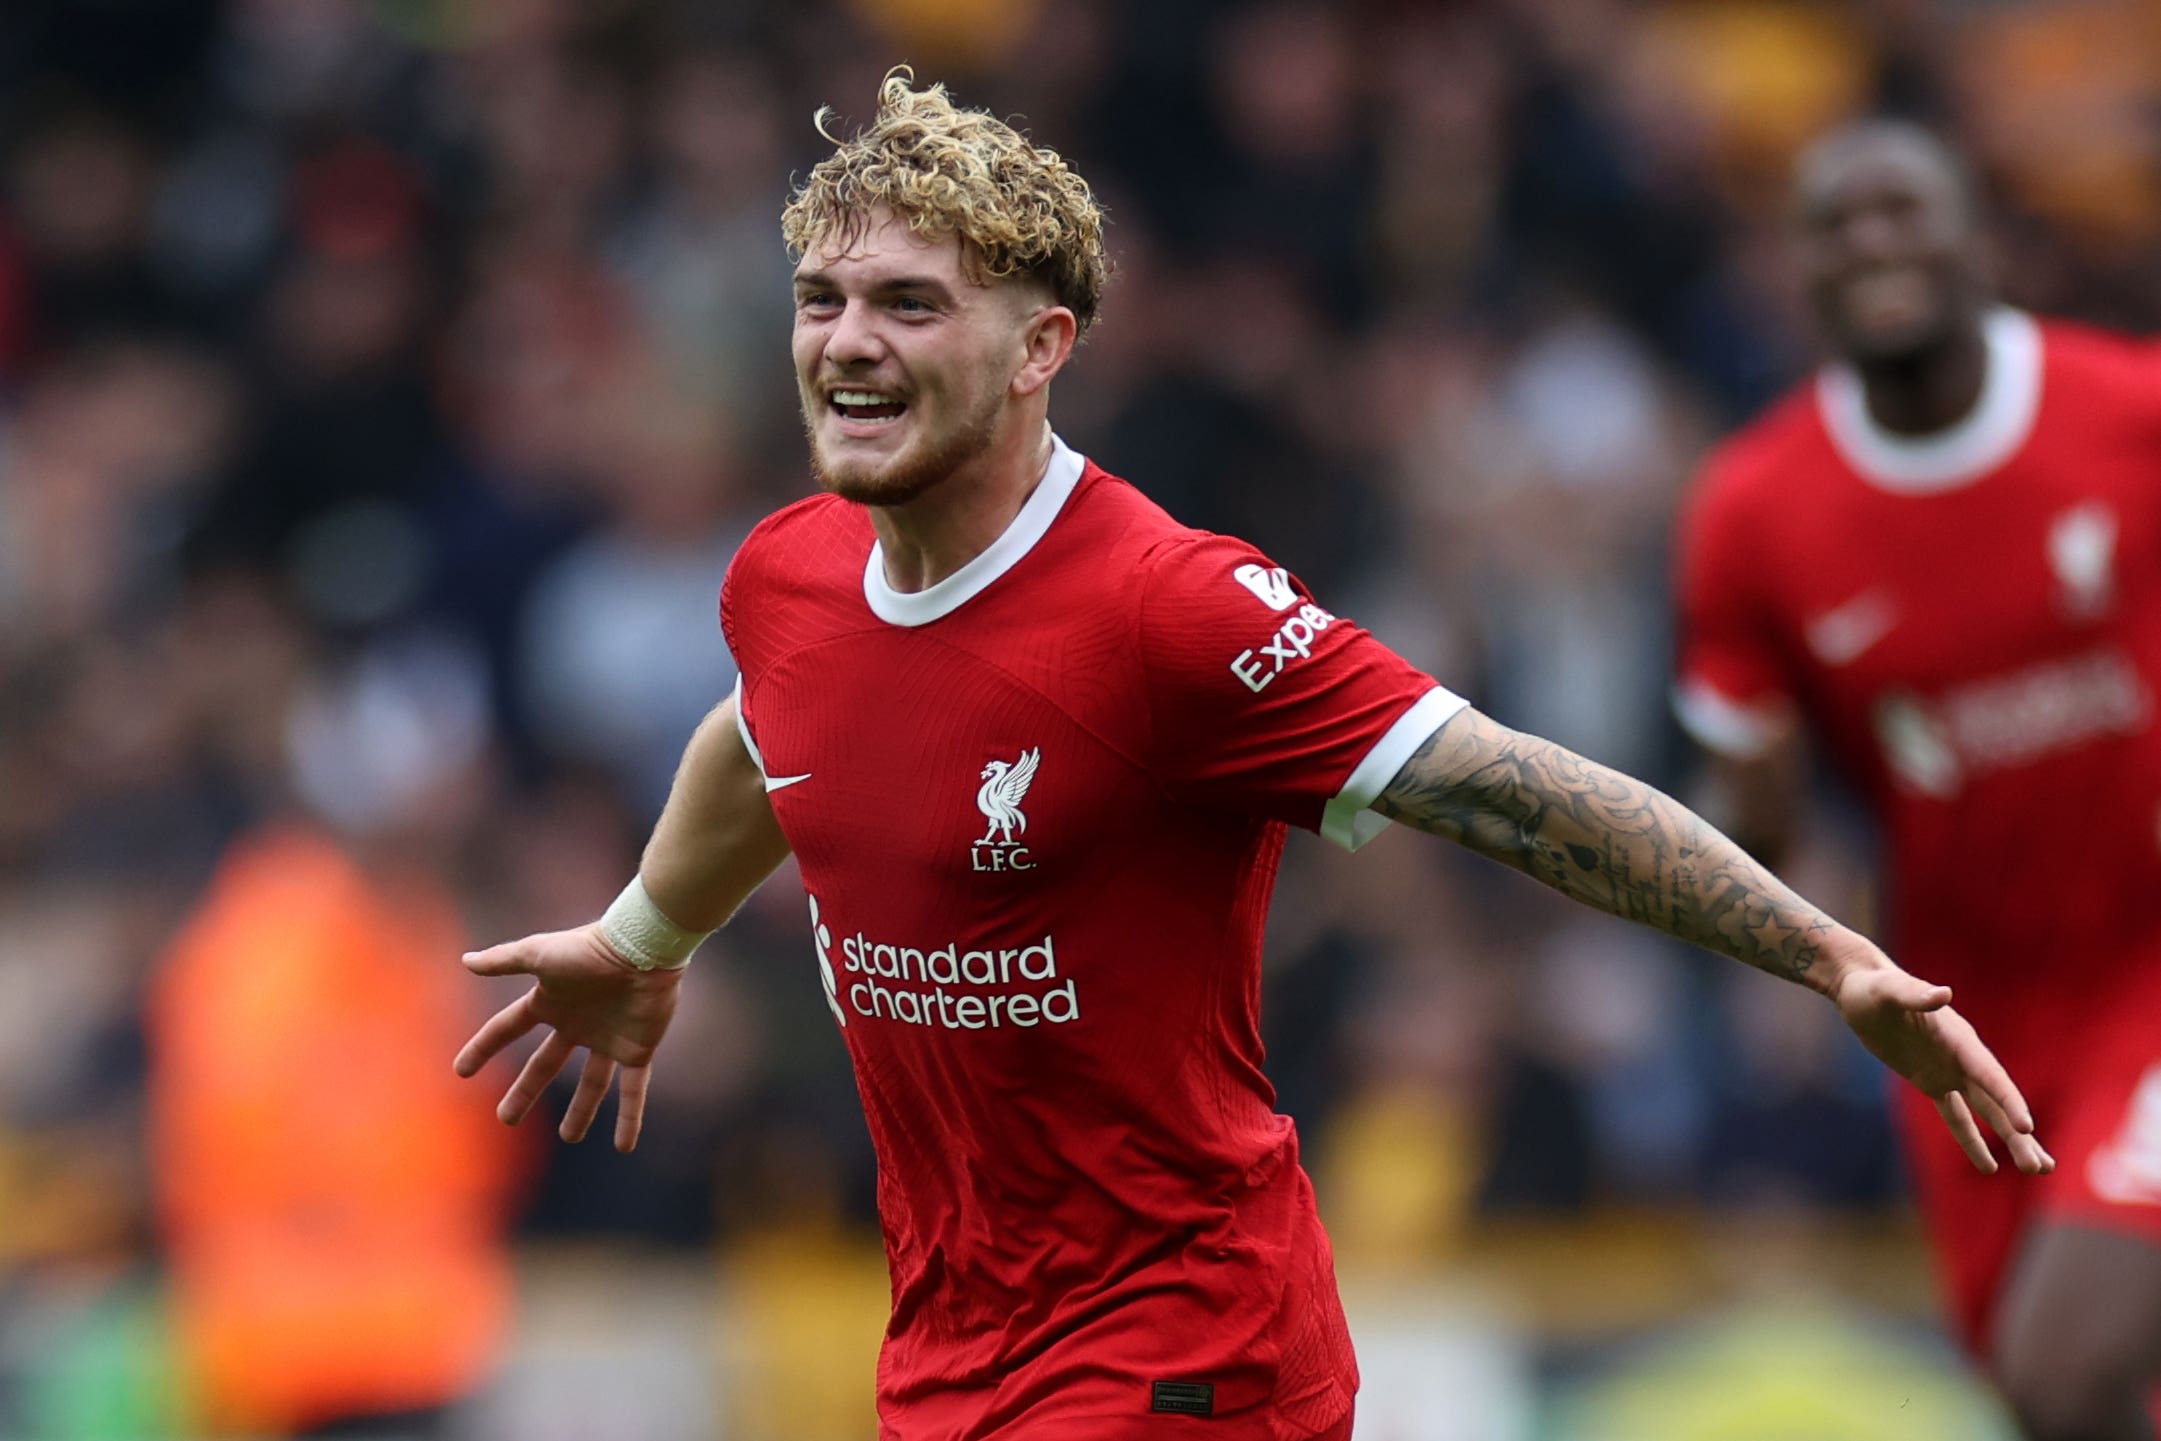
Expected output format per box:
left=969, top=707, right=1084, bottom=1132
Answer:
left=1795, top=126, right=1990, bottom=365
left=792, top=208, right=1051, bottom=506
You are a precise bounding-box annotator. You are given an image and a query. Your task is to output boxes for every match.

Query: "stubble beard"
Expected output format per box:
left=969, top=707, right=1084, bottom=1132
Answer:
left=804, top=383, right=1006, bottom=508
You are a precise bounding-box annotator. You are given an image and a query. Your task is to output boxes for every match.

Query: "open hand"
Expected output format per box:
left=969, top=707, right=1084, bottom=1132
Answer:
left=453, top=924, right=684, bottom=1152
left=1833, top=961, right=2053, bottom=1176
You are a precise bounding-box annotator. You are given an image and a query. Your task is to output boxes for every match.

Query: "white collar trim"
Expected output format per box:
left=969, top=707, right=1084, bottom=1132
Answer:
left=1817, top=308, right=2043, bottom=495
left=863, top=434, right=1086, bottom=627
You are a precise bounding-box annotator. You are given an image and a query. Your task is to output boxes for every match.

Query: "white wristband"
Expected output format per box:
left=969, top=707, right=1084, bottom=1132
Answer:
left=598, top=875, right=711, bottom=971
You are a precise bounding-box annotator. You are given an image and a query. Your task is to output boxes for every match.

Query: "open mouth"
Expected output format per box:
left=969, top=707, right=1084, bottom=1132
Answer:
left=1841, top=267, right=1933, bottom=326
left=830, top=389, right=909, bottom=424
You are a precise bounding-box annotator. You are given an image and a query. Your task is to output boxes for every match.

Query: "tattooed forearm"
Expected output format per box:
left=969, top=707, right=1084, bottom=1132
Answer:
left=1374, top=708, right=1842, bottom=985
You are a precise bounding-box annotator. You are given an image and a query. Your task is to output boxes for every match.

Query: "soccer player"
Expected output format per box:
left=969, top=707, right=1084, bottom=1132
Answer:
left=458, top=80, right=2049, bottom=1441
left=1675, top=120, right=2161, bottom=1441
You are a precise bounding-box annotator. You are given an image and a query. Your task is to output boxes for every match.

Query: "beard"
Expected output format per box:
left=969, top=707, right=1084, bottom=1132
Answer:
left=1815, top=268, right=1979, bottom=369
left=803, top=382, right=1006, bottom=507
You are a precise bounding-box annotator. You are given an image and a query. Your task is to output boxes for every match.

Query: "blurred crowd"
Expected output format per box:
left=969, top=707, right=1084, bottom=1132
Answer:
left=3, top=0, right=2159, bottom=1434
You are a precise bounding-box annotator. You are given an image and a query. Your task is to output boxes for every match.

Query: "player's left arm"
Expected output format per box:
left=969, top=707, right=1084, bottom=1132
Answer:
left=1374, top=703, right=2054, bottom=1177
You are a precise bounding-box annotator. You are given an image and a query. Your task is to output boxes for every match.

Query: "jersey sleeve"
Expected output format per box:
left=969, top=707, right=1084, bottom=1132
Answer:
left=1137, top=534, right=1466, bottom=850
left=1672, top=461, right=1796, bottom=757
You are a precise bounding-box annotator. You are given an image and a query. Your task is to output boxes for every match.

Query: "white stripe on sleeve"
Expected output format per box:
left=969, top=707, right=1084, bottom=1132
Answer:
left=1321, top=686, right=1471, bottom=852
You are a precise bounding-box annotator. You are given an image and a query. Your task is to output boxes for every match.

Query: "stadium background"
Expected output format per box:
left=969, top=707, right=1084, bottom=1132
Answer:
left=1, top=0, right=2155, bottom=1436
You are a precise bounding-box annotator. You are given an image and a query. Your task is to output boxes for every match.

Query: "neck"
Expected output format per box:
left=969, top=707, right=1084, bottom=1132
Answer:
left=871, top=421, right=1054, bottom=592
left=1853, top=315, right=1990, bottom=437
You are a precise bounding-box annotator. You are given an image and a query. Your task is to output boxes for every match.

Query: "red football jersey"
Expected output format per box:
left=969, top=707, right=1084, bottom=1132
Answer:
left=1676, top=310, right=2161, bottom=1036
left=721, top=436, right=1457, bottom=1440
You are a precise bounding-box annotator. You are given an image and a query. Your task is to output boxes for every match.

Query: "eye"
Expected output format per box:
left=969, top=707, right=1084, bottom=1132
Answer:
left=893, top=295, right=934, bottom=315
left=797, top=291, right=839, bottom=312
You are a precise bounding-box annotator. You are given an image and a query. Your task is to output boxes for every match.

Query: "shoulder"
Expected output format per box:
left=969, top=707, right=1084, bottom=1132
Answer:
left=720, top=491, right=871, bottom=659
left=1056, top=458, right=1196, bottom=558
left=1691, top=386, right=1825, bottom=511
left=1047, top=456, right=1312, bottom=652
left=1058, top=453, right=1286, bottom=576
left=723, top=491, right=873, bottom=613
left=1033, top=456, right=1266, bottom=616
left=2027, top=317, right=2161, bottom=468
left=1678, top=387, right=1827, bottom=571
left=2037, top=316, right=2161, bottom=397
left=726, top=492, right=860, bottom=578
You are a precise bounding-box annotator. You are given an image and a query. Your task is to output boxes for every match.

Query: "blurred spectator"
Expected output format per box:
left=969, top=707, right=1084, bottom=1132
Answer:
left=517, top=386, right=747, bottom=810
left=147, top=823, right=525, bottom=1438
left=8, top=111, right=171, bottom=350
left=607, top=51, right=794, bottom=418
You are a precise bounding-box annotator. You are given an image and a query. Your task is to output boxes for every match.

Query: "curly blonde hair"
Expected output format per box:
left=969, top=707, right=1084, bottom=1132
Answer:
left=782, top=70, right=1109, bottom=335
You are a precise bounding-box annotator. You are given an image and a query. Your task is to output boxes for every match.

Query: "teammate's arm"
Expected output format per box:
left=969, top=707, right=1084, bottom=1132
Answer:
left=453, top=693, right=792, bottom=1151
left=1696, top=728, right=1807, bottom=871
left=1374, top=704, right=2053, bottom=1177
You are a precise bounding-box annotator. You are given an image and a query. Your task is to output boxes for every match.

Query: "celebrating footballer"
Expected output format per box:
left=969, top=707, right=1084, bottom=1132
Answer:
left=457, top=77, right=2051, bottom=1441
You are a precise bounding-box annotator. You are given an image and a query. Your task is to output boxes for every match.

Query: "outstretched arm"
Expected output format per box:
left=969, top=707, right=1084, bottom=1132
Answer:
left=638, top=693, right=794, bottom=931
left=1375, top=704, right=2052, bottom=1176
left=454, top=692, right=792, bottom=1150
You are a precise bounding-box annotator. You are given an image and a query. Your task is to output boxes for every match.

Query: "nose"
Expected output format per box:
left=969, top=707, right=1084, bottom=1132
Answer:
left=824, top=297, right=884, bottom=368
left=1835, top=204, right=1908, bottom=264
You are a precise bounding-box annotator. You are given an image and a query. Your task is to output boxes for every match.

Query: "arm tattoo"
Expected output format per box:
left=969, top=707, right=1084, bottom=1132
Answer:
left=1374, top=708, right=1839, bottom=984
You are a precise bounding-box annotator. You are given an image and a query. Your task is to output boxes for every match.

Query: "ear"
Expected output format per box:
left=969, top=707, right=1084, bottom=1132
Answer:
left=1011, top=305, right=1078, bottom=399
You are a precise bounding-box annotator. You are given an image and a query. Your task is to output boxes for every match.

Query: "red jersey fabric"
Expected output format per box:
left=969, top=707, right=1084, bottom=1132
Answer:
left=1676, top=310, right=2161, bottom=1011
left=721, top=435, right=1459, bottom=1440
left=1675, top=310, right=2161, bottom=1347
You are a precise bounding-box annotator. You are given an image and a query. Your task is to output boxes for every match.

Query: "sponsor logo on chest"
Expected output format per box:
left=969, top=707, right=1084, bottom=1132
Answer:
left=1873, top=645, right=2152, bottom=798
left=805, top=891, right=1082, bottom=1033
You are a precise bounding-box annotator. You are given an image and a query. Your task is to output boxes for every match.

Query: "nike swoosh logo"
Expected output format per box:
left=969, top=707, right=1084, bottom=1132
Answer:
left=765, top=773, right=813, bottom=792
left=1804, top=591, right=1899, bottom=667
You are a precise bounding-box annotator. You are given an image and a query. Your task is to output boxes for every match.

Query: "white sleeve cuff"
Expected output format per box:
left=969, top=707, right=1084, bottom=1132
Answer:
left=1322, top=686, right=1470, bottom=851
left=1671, top=679, right=1790, bottom=759
left=732, top=675, right=768, bottom=779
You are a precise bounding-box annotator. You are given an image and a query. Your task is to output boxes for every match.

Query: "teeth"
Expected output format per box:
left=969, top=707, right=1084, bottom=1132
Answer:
left=832, top=390, right=900, bottom=406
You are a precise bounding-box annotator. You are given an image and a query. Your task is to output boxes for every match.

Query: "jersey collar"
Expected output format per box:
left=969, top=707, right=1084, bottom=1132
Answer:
left=862, top=433, right=1086, bottom=627
left=1816, top=307, right=2043, bottom=495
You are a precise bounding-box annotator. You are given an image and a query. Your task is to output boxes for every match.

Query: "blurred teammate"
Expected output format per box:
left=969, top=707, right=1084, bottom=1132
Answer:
left=1676, top=121, right=2161, bottom=1441
left=460, top=80, right=2048, bottom=1441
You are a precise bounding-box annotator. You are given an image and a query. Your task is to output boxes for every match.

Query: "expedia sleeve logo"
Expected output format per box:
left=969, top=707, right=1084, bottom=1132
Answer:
left=1233, top=562, right=1299, bottom=612
left=1230, top=602, right=1337, bottom=694
left=1228, top=562, right=1336, bottom=692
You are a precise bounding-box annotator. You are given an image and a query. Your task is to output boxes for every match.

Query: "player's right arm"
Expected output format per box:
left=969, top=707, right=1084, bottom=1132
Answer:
left=453, top=691, right=792, bottom=1152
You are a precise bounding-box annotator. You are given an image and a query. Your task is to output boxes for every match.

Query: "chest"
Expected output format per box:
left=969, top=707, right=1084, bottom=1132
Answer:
left=1769, top=456, right=2160, bottom=699
left=745, top=631, right=1155, bottom=896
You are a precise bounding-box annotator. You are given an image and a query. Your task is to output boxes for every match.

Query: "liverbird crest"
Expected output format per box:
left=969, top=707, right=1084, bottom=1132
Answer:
left=976, top=748, right=1041, bottom=845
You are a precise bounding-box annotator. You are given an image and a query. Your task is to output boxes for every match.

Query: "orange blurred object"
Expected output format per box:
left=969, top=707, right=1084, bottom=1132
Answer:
left=1955, top=0, right=2161, bottom=245
left=845, top=0, right=1043, bottom=70
left=147, top=826, right=526, bottom=1436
